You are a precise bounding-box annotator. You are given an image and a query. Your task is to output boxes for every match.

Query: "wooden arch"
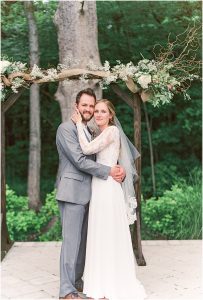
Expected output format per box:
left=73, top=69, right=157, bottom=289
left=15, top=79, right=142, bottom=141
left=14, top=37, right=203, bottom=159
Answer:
left=1, top=69, right=146, bottom=265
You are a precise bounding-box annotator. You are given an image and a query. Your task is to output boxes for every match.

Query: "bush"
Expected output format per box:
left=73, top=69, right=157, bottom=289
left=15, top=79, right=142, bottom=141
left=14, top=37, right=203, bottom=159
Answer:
left=141, top=170, right=202, bottom=240
left=6, top=186, right=61, bottom=241
left=141, top=155, right=200, bottom=198
left=6, top=167, right=202, bottom=242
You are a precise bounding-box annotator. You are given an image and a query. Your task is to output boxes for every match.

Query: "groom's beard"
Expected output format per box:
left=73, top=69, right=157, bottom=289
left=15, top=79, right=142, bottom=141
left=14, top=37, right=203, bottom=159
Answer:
left=81, top=111, right=93, bottom=122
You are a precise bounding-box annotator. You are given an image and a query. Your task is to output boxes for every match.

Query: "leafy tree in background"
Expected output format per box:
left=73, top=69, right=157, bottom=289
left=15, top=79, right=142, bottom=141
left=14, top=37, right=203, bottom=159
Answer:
left=97, top=0, right=201, bottom=198
left=2, top=0, right=201, bottom=200
left=2, top=1, right=60, bottom=198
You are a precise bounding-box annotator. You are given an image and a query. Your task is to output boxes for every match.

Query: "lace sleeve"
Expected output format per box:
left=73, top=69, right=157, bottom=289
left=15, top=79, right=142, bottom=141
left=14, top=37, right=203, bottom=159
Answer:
left=76, top=123, right=118, bottom=155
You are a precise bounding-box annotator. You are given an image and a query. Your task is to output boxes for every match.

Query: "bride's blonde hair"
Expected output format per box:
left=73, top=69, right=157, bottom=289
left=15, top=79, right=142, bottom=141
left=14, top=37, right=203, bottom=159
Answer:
left=95, top=99, right=116, bottom=126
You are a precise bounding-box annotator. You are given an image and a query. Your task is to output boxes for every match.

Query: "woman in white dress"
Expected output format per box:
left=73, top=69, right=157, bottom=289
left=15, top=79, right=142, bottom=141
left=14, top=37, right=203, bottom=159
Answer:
left=72, top=99, right=146, bottom=300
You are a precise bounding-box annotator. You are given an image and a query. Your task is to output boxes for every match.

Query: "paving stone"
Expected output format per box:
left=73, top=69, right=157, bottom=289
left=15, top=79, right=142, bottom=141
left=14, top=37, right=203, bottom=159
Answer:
left=1, top=241, right=202, bottom=300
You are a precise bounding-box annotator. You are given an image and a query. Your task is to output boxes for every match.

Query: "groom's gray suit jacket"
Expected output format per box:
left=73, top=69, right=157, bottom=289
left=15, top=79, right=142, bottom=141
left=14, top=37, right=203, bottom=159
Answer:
left=56, top=120, right=110, bottom=205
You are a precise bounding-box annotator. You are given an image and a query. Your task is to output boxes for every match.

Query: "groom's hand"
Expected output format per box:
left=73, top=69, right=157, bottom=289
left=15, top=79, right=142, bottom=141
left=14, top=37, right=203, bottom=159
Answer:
left=110, top=165, right=126, bottom=183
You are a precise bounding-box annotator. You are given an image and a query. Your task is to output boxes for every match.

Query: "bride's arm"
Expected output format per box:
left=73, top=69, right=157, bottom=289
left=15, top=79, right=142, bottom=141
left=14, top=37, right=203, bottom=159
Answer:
left=76, top=122, right=118, bottom=155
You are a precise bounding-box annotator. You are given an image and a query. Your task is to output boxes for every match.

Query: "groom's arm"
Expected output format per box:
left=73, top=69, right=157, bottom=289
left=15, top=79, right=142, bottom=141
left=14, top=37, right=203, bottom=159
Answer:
left=57, top=123, right=112, bottom=180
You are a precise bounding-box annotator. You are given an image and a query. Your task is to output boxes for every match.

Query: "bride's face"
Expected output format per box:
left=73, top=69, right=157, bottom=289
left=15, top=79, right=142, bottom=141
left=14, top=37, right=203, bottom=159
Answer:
left=94, top=102, right=112, bottom=128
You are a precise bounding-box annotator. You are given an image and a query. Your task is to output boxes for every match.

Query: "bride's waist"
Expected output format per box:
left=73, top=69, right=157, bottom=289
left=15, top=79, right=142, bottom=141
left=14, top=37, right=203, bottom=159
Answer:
left=92, top=175, right=122, bottom=185
left=96, top=159, right=118, bottom=166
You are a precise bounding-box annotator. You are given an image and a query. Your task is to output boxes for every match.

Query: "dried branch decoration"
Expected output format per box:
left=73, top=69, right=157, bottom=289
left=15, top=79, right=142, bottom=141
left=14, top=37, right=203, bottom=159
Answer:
left=153, top=24, right=201, bottom=90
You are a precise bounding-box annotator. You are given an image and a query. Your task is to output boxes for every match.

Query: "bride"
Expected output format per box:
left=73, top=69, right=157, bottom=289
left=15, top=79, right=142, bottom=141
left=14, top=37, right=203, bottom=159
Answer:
left=72, top=99, right=146, bottom=300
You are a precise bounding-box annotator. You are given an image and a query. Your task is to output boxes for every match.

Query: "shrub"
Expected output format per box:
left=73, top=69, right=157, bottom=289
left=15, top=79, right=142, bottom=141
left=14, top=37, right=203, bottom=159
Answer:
left=141, top=170, right=202, bottom=239
left=6, top=186, right=61, bottom=241
left=6, top=167, right=201, bottom=242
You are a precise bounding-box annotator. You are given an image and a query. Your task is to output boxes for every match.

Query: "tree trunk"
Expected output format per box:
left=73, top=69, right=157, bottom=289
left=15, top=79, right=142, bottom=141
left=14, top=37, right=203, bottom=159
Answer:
left=24, top=1, right=41, bottom=211
left=54, top=0, right=102, bottom=122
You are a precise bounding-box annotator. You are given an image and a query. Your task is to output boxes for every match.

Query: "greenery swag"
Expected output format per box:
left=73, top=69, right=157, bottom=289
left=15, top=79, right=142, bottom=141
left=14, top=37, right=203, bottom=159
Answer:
left=1, top=26, right=201, bottom=106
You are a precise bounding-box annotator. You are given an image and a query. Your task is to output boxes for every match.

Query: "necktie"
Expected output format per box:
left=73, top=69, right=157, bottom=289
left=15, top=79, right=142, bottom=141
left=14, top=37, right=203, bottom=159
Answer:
left=83, top=126, right=91, bottom=142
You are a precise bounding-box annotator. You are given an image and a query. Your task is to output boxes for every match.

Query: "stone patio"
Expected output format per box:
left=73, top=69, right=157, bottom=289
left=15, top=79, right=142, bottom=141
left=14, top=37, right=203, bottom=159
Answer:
left=1, top=240, right=202, bottom=300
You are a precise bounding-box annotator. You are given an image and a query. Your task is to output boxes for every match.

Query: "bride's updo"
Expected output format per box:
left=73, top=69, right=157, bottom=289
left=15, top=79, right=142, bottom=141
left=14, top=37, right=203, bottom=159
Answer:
left=96, top=99, right=116, bottom=126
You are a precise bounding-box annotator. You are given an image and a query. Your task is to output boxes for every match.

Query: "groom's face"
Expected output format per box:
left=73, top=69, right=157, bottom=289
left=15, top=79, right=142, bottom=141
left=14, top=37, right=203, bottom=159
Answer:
left=76, top=94, right=95, bottom=122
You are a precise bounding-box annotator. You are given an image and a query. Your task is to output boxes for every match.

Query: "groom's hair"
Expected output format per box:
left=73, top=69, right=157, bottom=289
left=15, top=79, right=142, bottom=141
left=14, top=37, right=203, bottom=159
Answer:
left=76, top=88, right=96, bottom=104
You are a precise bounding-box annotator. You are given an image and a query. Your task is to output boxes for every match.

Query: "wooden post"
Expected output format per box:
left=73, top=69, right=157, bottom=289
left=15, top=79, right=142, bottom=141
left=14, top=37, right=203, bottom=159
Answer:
left=1, top=109, right=13, bottom=260
left=1, top=89, right=25, bottom=260
left=111, top=84, right=146, bottom=265
left=133, top=93, right=146, bottom=266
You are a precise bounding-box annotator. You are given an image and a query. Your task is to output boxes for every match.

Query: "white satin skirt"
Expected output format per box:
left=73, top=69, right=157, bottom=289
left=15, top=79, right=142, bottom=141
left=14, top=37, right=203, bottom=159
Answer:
left=83, top=176, right=146, bottom=300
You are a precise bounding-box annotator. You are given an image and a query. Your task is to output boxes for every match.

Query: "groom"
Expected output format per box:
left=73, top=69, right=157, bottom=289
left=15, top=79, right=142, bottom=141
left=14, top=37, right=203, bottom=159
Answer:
left=56, top=88, right=125, bottom=299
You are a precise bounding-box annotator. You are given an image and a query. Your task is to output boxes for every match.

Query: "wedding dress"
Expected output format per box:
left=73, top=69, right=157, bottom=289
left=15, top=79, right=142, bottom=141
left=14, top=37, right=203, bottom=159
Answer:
left=76, top=123, right=146, bottom=300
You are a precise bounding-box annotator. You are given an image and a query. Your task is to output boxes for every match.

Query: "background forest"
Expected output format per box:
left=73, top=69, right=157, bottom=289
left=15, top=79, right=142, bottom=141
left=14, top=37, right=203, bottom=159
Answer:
left=2, top=0, right=202, bottom=241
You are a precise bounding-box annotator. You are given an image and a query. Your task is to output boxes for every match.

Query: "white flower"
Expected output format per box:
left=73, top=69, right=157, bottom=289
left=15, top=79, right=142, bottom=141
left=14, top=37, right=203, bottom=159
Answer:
left=11, top=78, right=24, bottom=93
left=189, top=74, right=199, bottom=80
left=80, top=74, right=89, bottom=83
left=147, top=61, right=158, bottom=73
left=138, top=59, right=150, bottom=71
left=141, top=59, right=150, bottom=64
left=30, top=64, right=44, bottom=78
left=15, top=62, right=27, bottom=71
left=111, top=62, right=138, bottom=81
left=45, top=68, right=58, bottom=81
left=0, top=82, right=4, bottom=90
left=137, top=74, right=152, bottom=89
left=0, top=60, right=11, bottom=74
left=99, top=81, right=103, bottom=89
left=103, top=61, right=110, bottom=72
left=57, top=63, right=67, bottom=71
left=86, top=60, right=99, bottom=71
left=104, top=74, right=118, bottom=85
left=10, top=61, right=27, bottom=73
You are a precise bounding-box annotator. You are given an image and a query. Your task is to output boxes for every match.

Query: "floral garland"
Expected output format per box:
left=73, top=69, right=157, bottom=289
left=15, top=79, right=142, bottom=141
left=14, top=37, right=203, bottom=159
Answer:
left=0, top=60, right=60, bottom=101
left=92, top=59, right=199, bottom=106
left=1, top=58, right=200, bottom=106
left=1, top=26, right=201, bottom=106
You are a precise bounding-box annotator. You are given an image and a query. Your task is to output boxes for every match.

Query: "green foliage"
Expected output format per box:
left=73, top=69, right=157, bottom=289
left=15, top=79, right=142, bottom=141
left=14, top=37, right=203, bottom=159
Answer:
left=38, top=189, right=62, bottom=241
left=6, top=186, right=61, bottom=241
left=98, top=1, right=201, bottom=198
left=7, top=168, right=201, bottom=242
left=141, top=169, right=202, bottom=240
left=142, top=154, right=201, bottom=198
left=1, top=2, right=29, bottom=62
left=2, top=1, right=60, bottom=197
left=97, top=0, right=201, bottom=64
left=1, top=1, right=58, bottom=65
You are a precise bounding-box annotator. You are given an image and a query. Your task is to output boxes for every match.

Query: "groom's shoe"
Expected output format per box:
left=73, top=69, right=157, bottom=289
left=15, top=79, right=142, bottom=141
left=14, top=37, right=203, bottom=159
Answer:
left=75, top=279, right=83, bottom=292
left=77, top=292, right=92, bottom=299
left=59, top=292, right=82, bottom=299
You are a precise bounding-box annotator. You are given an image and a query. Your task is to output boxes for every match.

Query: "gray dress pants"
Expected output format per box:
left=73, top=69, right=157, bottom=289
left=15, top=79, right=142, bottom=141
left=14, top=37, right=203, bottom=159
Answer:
left=58, top=201, right=89, bottom=297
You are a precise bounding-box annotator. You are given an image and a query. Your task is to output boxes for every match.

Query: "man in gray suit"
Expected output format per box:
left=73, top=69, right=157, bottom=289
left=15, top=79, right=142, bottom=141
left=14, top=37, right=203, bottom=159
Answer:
left=56, top=88, right=125, bottom=299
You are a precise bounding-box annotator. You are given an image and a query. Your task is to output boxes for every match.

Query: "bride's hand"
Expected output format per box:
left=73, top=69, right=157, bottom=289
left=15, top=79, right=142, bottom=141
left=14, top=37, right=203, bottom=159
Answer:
left=71, top=108, right=82, bottom=124
left=110, top=165, right=126, bottom=182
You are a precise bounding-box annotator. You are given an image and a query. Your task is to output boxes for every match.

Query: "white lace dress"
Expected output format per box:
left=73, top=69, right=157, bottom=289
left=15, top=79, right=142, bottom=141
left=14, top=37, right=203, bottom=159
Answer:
left=76, top=123, right=146, bottom=300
